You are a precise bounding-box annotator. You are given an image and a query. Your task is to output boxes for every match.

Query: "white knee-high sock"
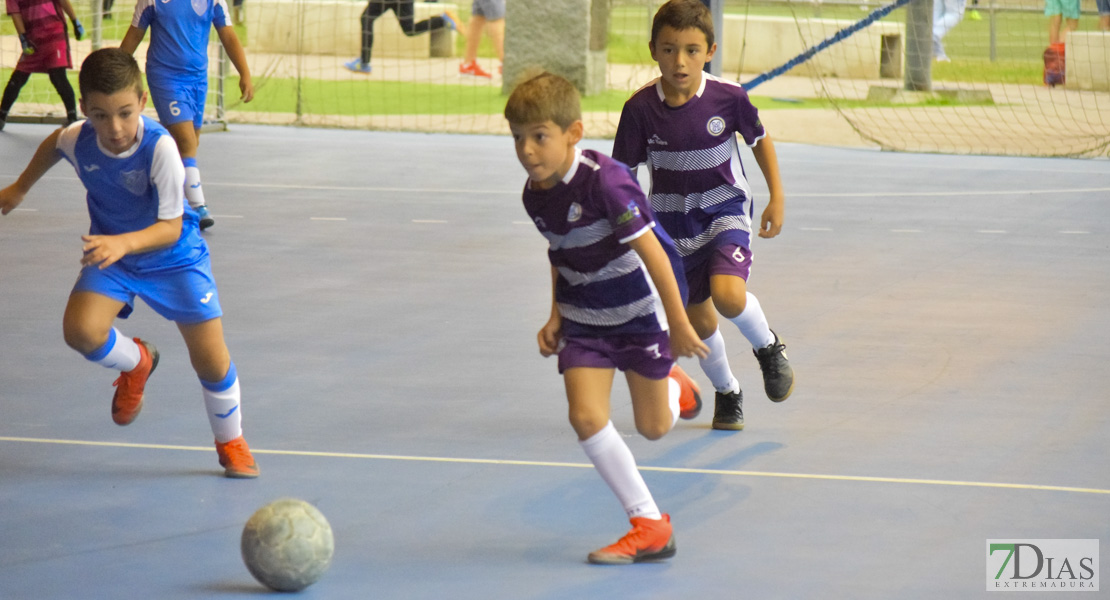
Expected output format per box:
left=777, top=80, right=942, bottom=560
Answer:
left=83, top=327, right=140, bottom=372
left=201, top=362, right=242, bottom=443
left=698, top=328, right=740, bottom=394
left=668, top=377, right=681, bottom=427
left=183, top=157, right=207, bottom=209
left=579, top=422, right=661, bottom=520
left=727, top=292, right=775, bottom=350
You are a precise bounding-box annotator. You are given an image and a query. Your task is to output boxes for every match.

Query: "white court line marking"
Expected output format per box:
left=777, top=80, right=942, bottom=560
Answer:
left=799, top=227, right=833, bottom=231
left=208, top=182, right=519, bottom=195
left=512, top=221, right=533, bottom=225
left=412, top=219, right=448, bottom=224
left=211, top=214, right=244, bottom=219
left=890, top=229, right=922, bottom=233
left=790, top=187, right=1110, bottom=198
left=310, top=217, right=347, bottom=221
left=977, top=229, right=1007, bottom=234
left=2, top=436, right=1106, bottom=495
left=1059, top=230, right=1090, bottom=234
left=12, top=208, right=38, bottom=212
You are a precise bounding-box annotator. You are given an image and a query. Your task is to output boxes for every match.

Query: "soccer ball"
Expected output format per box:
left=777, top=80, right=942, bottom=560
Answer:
left=241, top=498, right=335, bottom=592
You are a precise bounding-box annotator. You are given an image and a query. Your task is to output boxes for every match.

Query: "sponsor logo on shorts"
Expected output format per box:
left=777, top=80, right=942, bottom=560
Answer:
left=200, top=291, right=214, bottom=304
left=82, top=164, right=100, bottom=172
left=648, top=134, right=668, bottom=146
left=707, top=116, right=726, bottom=136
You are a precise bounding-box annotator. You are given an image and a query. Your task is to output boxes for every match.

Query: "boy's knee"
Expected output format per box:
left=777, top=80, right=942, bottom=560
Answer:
left=62, top=321, right=108, bottom=355
left=637, top=421, right=671, bottom=441
left=569, top=409, right=607, bottom=441
left=715, top=294, right=748, bottom=319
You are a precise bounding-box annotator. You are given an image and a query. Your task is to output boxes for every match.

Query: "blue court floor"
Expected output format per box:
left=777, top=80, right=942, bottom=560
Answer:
left=1, top=123, right=1108, bottom=599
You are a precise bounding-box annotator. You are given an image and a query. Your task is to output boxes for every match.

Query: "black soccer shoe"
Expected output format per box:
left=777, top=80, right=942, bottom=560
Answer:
left=754, top=330, right=794, bottom=402
left=712, top=389, right=744, bottom=431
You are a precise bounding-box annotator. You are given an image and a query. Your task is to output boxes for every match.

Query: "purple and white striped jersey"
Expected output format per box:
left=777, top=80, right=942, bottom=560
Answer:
left=612, top=73, right=766, bottom=263
left=522, top=148, right=686, bottom=338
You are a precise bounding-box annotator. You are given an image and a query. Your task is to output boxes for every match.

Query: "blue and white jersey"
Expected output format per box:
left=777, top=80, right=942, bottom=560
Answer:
left=130, top=0, right=231, bottom=85
left=613, top=73, right=766, bottom=261
left=56, top=115, right=206, bottom=272
left=522, top=148, right=686, bottom=338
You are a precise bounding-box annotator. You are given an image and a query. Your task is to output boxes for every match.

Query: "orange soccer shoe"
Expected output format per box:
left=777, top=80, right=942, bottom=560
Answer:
left=588, top=515, right=677, bottom=565
left=216, top=436, right=260, bottom=479
left=669, top=364, right=702, bottom=420
left=459, top=60, right=492, bottom=78
left=111, top=338, right=159, bottom=425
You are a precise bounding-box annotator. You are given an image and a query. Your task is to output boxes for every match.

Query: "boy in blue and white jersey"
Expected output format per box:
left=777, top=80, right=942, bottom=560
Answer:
left=506, top=71, right=709, bottom=565
left=120, top=0, right=253, bottom=230
left=613, top=0, right=795, bottom=432
left=0, top=48, right=259, bottom=478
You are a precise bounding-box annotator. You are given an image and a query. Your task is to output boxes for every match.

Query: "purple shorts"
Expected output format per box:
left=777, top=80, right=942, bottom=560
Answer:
left=685, top=243, right=753, bottom=306
left=557, top=331, right=673, bottom=380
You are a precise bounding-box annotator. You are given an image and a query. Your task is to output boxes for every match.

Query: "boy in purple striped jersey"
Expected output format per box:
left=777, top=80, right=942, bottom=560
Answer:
left=612, top=0, right=794, bottom=432
left=505, top=72, right=709, bottom=565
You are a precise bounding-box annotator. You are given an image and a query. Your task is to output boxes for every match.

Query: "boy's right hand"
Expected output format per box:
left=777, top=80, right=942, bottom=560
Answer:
left=0, top=184, right=27, bottom=215
left=19, top=34, right=35, bottom=55
left=668, top=321, right=709, bottom=360
left=537, top=315, right=563, bottom=357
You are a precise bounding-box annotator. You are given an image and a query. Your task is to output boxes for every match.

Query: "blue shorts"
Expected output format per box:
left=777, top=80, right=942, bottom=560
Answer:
left=72, top=255, right=222, bottom=324
left=148, top=78, right=207, bottom=129
left=1044, top=0, right=1080, bottom=18
left=471, top=0, right=505, bottom=20
left=685, top=243, right=753, bottom=306
left=557, top=331, right=674, bottom=380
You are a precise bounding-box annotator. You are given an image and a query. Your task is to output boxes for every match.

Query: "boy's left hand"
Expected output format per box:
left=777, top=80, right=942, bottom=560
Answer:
left=669, top=322, right=709, bottom=360
left=81, top=234, right=130, bottom=269
left=239, top=78, right=254, bottom=103
left=758, top=198, right=784, bottom=238
left=0, top=184, right=27, bottom=215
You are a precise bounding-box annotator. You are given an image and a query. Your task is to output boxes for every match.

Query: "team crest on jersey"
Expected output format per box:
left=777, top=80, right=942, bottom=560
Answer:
left=567, top=202, right=582, bottom=222
left=707, top=116, right=726, bottom=136
left=120, top=169, right=149, bottom=196
left=192, top=0, right=207, bottom=16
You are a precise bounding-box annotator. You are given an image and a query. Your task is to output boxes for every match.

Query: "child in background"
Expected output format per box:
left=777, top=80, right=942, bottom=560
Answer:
left=613, top=0, right=794, bottom=432
left=345, top=0, right=463, bottom=75
left=120, top=0, right=254, bottom=230
left=505, top=71, right=709, bottom=565
left=0, top=48, right=260, bottom=479
left=1, top=0, right=84, bottom=130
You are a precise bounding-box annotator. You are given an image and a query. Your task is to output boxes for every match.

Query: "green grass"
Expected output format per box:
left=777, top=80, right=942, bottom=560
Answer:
left=234, top=75, right=991, bottom=116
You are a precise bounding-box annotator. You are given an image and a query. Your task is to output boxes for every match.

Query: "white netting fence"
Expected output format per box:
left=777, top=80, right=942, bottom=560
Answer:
left=3, top=0, right=1108, bottom=156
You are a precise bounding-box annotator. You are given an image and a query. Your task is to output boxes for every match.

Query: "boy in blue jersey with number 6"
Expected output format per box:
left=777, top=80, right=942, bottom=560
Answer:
left=0, top=49, right=259, bottom=479
left=120, top=0, right=253, bottom=231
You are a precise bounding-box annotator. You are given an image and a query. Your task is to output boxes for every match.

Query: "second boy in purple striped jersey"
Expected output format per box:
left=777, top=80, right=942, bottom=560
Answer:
left=613, top=0, right=794, bottom=431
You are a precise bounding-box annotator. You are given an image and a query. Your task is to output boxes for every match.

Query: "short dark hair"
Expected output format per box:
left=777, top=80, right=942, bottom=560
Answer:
left=503, top=71, right=582, bottom=130
left=651, top=0, right=715, bottom=48
left=79, top=48, right=144, bottom=98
